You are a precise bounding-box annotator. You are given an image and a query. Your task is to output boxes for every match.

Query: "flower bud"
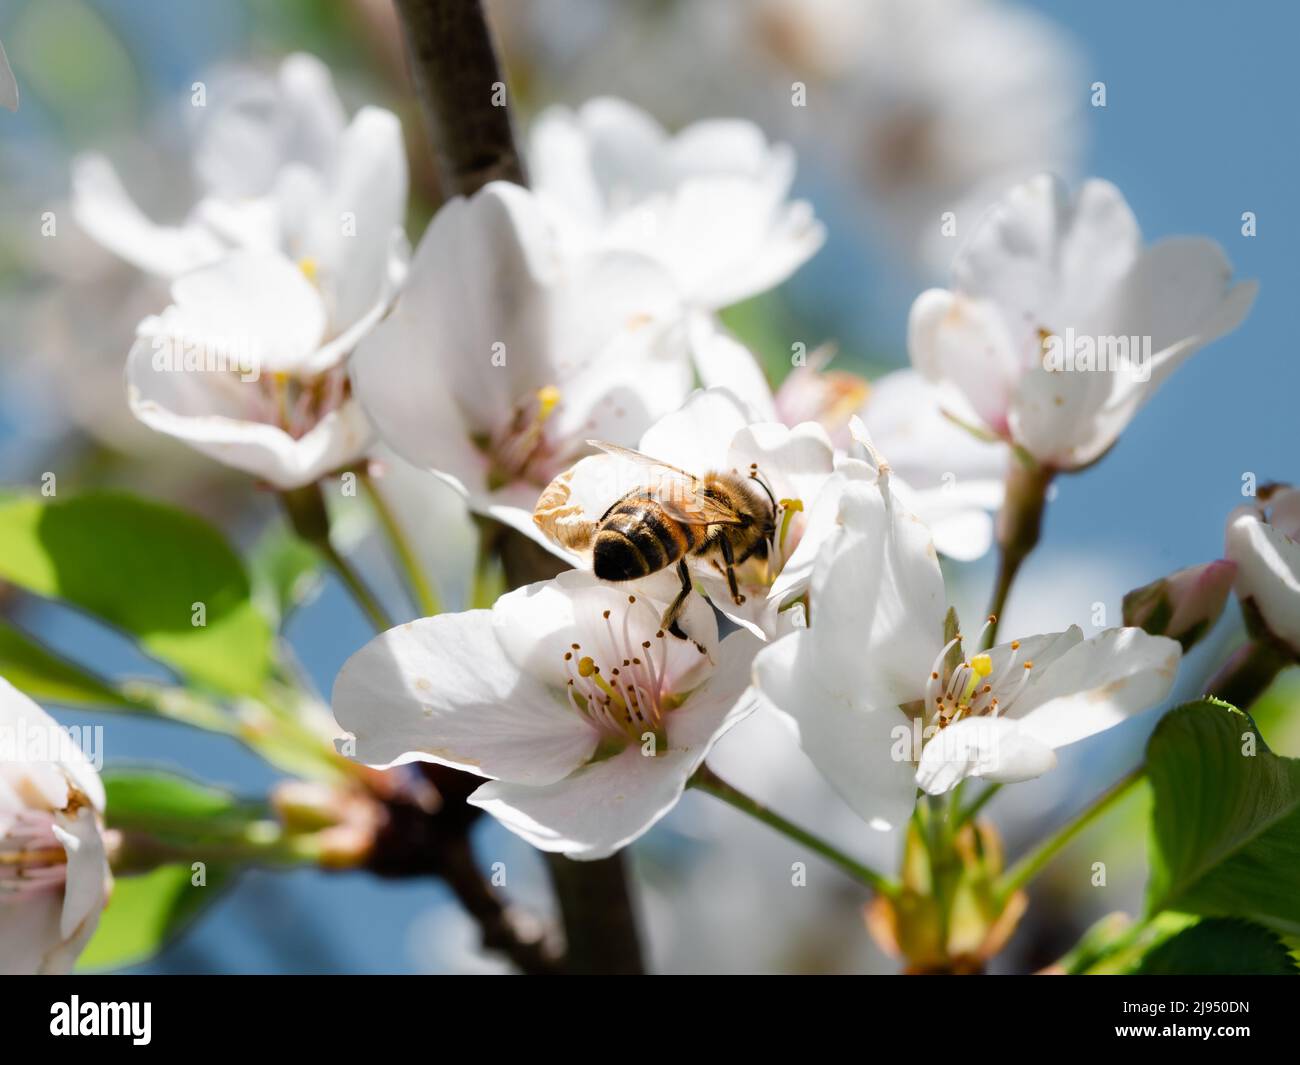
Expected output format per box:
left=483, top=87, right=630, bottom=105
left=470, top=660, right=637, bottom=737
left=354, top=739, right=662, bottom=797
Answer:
left=1123, top=559, right=1237, bottom=652
left=864, top=816, right=1025, bottom=974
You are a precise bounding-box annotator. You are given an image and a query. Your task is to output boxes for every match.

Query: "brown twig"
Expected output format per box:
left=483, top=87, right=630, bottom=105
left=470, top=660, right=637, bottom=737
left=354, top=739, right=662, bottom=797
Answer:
left=392, top=0, right=526, bottom=198
left=390, top=0, right=646, bottom=975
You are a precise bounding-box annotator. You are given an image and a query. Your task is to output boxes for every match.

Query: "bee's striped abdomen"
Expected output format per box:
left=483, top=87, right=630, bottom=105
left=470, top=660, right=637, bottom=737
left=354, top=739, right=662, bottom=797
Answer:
left=593, top=492, right=693, bottom=581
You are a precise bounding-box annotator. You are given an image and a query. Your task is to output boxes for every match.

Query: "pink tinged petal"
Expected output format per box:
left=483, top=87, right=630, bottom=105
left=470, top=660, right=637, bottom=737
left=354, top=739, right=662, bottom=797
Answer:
left=470, top=629, right=759, bottom=859
left=330, top=610, right=599, bottom=784
left=1013, top=628, right=1181, bottom=750
left=753, top=630, right=916, bottom=832
left=71, top=154, right=226, bottom=278
left=126, top=336, right=373, bottom=489
left=1226, top=509, right=1300, bottom=653
left=0, top=894, right=64, bottom=975
left=916, top=717, right=1057, bottom=795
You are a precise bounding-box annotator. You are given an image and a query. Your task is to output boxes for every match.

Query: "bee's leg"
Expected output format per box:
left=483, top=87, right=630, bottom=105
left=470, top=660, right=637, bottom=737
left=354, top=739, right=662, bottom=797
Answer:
left=719, top=537, right=746, bottom=606
left=662, top=559, right=703, bottom=650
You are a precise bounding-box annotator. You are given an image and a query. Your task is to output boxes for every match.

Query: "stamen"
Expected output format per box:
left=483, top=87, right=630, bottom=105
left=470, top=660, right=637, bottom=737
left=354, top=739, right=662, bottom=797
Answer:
left=778, top=498, right=803, bottom=552
left=995, top=661, right=1035, bottom=717
left=925, top=637, right=960, bottom=721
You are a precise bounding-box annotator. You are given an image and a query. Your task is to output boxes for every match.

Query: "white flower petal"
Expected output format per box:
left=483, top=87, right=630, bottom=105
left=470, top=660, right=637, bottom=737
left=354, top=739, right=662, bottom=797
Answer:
left=126, top=336, right=372, bottom=489
left=52, top=809, right=110, bottom=942
left=907, top=288, right=1020, bottom=435
left=810, top=479, right=946, bottom=708
left=530, top=96, right=822, bottom=309
left=916, top=716, right=1057, bottom=795
left=1225, top=507, right=1300, bottom=654
left=859, top=368, right=1009, bottom=488
left=298, top=106, right=408, bottom=340
left=1013, top=627, right=1180, bottom=749
left=165, top=251, right=328, bottom=373
left=193, top=53, right=345, bottom=200
left=471, top=629, right=758, bottom=859
left=753, top=630, right=916, bottom=831
left=638, top=387, right=751, bottom=472
left=689, top=316, right=777, bottom=422
left=331, top=609, right=599, bottom=784
left=351, top=182, right=688, bottom=494
left=491, top=568, right=718, bottom=692
left=71, top=154, right=226, bottom=278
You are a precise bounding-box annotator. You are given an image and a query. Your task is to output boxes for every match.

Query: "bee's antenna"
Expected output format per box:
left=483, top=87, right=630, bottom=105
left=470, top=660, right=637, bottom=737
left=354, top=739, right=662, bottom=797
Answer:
left=747, top=463, right=777, bottom=514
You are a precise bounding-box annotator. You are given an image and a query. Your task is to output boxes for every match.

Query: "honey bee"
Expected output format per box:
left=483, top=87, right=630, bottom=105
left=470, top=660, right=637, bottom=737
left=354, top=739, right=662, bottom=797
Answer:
left=534, top=441, right=777, bottom=637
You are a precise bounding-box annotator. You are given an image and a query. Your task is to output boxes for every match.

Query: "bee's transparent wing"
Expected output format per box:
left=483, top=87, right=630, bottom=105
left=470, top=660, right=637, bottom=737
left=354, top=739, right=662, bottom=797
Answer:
left=587, top=440, right=746, bottom=527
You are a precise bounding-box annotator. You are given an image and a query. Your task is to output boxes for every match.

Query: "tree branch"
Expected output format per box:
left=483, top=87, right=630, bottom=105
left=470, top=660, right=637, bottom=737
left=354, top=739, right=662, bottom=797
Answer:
left=393, top=0, right=526, bottom=198
left=391, top=0, right=646, bottom=975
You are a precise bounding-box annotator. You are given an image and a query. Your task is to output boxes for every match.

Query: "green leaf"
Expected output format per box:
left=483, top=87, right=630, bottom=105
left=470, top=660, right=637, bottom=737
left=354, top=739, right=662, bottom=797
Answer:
left=1145, top=698, right=1300, bottom=935
left=77, top=862, right=235, bottom=972
left=103, top=770, right=262, bottom=829
left=249, top=519, right=323, bottom=627
left=0, top=492, right=271, bottom=696
left=0, top=619, right=135, bottom=709
left=1135, top=918, right=1299, bottom=975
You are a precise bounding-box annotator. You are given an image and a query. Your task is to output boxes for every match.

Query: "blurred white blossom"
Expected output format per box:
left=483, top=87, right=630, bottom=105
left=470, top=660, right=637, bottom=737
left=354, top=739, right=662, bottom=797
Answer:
left=126, top=251, right=377, bottom=488
left=74, top=53, right=408, bottom=290
left=909, top=175, right=1257, bottom=470
left=529, top=96, right=824, bottom=311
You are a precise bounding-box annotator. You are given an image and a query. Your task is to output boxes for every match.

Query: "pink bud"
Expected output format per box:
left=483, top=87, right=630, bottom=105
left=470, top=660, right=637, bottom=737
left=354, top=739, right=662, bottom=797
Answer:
left=1124, top=559, right=1236, bottom=651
